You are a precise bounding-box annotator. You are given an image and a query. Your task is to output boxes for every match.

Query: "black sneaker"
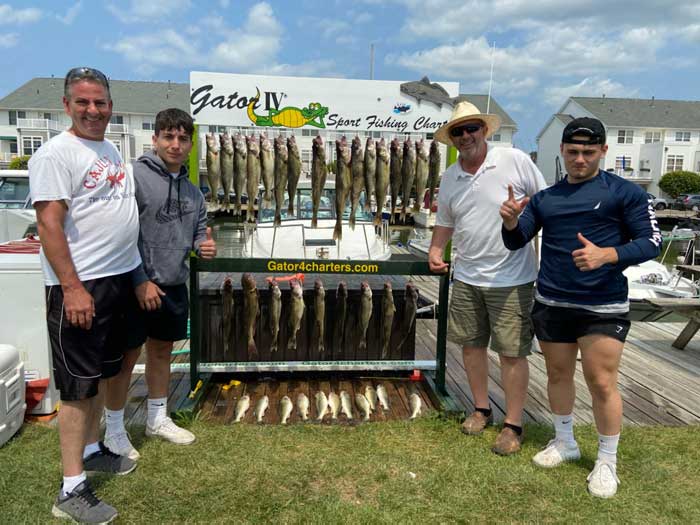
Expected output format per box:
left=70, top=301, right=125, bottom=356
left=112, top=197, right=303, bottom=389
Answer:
left=83, top=441, right=137, bottom=476
left=52, top=480, right=118, bottom=524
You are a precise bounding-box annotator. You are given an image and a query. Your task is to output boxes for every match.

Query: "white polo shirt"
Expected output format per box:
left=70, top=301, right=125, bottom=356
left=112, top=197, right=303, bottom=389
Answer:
left=435, top=146, right=546, bottom=287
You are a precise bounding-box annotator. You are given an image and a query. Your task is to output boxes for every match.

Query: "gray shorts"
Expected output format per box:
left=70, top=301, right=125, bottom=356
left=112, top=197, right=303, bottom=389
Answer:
left=448, top=280, right=535, bottom=357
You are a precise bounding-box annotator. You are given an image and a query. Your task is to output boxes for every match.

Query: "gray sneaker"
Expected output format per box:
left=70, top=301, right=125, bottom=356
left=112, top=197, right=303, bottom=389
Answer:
left=52, top=480, right=118, bottom=524
left=83, top=442, right=137, bottom=476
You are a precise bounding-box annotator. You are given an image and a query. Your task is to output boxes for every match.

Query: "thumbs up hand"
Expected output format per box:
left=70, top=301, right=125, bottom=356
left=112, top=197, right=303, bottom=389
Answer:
left=500, top=184, right=530, bottom=231
left=199, top=226, right=217, bottom=259
left=572, top=232, right=618, bottom=271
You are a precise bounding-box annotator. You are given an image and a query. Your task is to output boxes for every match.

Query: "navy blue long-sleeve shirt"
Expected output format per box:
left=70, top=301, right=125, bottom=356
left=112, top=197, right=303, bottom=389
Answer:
left=502, top=170, right=662, bottom=307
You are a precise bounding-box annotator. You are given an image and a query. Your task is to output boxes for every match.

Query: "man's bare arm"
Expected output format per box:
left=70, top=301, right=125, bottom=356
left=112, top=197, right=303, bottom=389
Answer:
left=428, top=225, right=454, bottom=273
left=35, top=200, right=95, bottom=329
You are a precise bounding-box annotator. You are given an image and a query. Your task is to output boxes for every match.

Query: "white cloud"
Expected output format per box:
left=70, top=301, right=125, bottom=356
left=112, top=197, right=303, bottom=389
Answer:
left=107, top=0, right=191, bottom=23
left=0, top=4, right=42, bottom=24
left=104, top=29, right=200, bottom=73
left=261, top=59, right=342, bottom=78
left=543, top=78, right=638, bottom=107
left=57, top=1, right=82, bottom=25
left=0, top=33, right=18, bottom=48
left=219, top=0, right=230, bottom=6
left=354, top=11, right=373, bottom=24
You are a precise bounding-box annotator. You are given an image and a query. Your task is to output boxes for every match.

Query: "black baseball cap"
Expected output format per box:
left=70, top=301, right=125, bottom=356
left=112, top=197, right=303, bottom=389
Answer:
left=562, top=117, right=606, bottom=145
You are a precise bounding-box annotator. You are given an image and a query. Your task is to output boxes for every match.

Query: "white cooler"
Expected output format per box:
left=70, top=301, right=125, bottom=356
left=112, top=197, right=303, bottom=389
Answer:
left=0, top=247, right=59, bottom=415
left=0, top=344, right=25, bottom=447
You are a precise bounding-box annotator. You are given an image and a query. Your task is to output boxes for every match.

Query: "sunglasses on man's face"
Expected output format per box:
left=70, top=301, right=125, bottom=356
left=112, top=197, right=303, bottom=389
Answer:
left=450, top=123, right=483, bottom=137
left=64, top=67, right=109, bottom=89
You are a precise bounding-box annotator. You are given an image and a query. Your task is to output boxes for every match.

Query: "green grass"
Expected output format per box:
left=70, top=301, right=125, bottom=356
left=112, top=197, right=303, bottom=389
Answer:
left=2, top=418, right=699, bottom=523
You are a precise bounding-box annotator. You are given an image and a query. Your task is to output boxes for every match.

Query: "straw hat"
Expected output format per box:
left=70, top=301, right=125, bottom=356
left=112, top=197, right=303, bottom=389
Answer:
left=434, top=101, right=501, bottom=145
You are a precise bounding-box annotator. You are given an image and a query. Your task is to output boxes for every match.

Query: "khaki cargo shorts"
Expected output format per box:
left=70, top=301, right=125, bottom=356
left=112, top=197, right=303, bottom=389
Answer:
left=448, top=280, right=535, bottom=357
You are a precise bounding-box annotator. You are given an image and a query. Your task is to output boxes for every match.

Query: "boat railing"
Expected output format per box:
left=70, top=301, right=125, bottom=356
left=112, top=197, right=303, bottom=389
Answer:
left=244, top=219, right=390, bottom=260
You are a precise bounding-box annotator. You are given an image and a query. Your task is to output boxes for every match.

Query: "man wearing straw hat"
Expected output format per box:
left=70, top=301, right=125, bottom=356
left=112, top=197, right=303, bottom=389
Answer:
left=429, top=101, right=546, bottom=455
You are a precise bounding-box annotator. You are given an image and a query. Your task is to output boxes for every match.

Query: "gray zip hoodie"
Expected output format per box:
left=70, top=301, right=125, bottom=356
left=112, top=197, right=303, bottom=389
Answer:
left=131, top=149, right=207, bottom=286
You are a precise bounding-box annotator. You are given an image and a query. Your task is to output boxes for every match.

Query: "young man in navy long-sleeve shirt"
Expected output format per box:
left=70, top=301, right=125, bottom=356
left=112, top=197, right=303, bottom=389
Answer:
left=500, top=117, right=661, bottom=498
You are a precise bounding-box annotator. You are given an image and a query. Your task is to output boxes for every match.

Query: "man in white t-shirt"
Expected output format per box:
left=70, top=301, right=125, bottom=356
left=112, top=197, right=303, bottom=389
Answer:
left=29, top=67, right=140, bottom=524
left=428, top=101, right=546, bottom=455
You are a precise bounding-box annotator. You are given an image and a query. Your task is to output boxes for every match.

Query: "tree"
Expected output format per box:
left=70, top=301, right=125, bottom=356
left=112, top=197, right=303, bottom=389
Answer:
left=658, top=171, right=700, bottom=198
left=8, top=155, right=30, bottom=170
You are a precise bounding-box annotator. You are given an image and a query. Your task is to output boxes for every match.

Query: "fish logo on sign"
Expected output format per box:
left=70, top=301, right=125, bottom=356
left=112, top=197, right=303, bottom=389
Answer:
left=393, top=103, right=412, bottom=114
left=247, top=87, right=329, bottom=129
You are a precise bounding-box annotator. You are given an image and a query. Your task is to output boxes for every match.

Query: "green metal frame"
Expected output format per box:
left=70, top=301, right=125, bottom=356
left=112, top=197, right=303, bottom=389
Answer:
left=189, top=257, right=450, bottom=394
left=188, top=123, right=199, bottom=187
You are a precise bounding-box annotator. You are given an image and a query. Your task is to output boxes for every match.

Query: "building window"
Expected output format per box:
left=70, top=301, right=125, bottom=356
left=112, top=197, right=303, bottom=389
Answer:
left=43, top=112, right=54, bottom=121
left=22, top=136, right=42, bottom=156
left=110, top=115, right=124, bottom=125
left=491, top=133, right=502, bottom=142
left=666, top=155, right=684, bottom=172
left=675, top=131, right=691, bottom=142
left=9, top=141, right=18, bottom=154
left=617, top=130, right=633, bottom=144
left=9, top=110, right=26, bottom=126
left=615, top=156, right=632, bottom=173
left=302, top=129, right=313, bottom=137
left=142, top=119, right=155, bottom=131
left=644, top=131, right=661, bottom=143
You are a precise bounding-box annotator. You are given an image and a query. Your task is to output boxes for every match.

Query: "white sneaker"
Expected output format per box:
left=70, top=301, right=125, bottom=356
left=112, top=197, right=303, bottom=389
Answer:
left=104, top=431, right=140, bottom=461
left=146, top=417, right=195, bottom=445
left=587, top=460, right=620, bottom=498
left=532, top=439, right=581, bottom=468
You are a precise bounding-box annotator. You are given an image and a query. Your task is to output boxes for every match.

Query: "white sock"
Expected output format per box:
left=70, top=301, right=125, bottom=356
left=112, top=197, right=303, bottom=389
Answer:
left=104, top=408, right=125, bottom=437
left=147, top=397, right=168, bottom=428
left=83, top=442, right=100, bottom=459
left=62, top=472, right=87, bottom=497
left=597, top=433, right=620, bottom=464
left=553, top=413, right=576, bottom=446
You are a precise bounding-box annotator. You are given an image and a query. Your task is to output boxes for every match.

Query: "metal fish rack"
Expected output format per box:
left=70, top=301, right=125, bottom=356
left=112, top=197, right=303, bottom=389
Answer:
left=183, top=256, right=457, bottom=414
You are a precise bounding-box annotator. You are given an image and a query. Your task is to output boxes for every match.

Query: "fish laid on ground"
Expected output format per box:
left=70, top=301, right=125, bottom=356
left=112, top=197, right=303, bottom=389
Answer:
left=428, top=140, right=441, bottom=214
left=413, top=139, right=429, bottom=212
left=254, top=395, right=269, bottom=423
left=269, top=279, right=282, bottom=353
left=273, top=135, right=288, bottom=226
left=340, top=390, right=354, bottom=420
left=287, top=136, right=301, bottom=214
left=311, top=135, right=327, bottom=228
left=355, top=393, right=372, bottom=422
left=334, top=281, right=348, bottom=356
left=389, top=138, right=402, bottom=224
left=333, top=137, right=352, bottom=241
left=280, top=395, right=293, bottom=424
left=220, top=132, right=234, bottom=212
left=222, top=277, right=234, bottom=355
left=260, top=134, right=275, bottom=209
left=376, top=384, right=390, bottom=411
left=364, top=385, right=378, bottom=412
left=397, top=282, right=419, bottom=351
left=246, top=135, right=261, bottom=223
left=288, top=279, right=305, bottom=352
left=233, top=134, right=247, bottom=216
left=328, top=391, right=340, bottom=419
left=400, top=138, right=416, bottom=223
left=233, top=394, right=251, bottom=423
left=315, top=391, right=329, bottom=421
left=297, top=393, right=310, bottom=421
left=381, top=281, right=396, bottom=359
left=349, top=136, right=365, bottom=230
left=374, top=138, right=390, bottom=226
left=409, top=392, right=422, bottom=420
left=314, top=279, right=325, bottom=354
left=242, top=273, right=259, bottom=360
left=205, top=133, right=220, bottom=211
left=358, top=281, right=373, bottom=352
left=363, top=137, right=377, bottom=212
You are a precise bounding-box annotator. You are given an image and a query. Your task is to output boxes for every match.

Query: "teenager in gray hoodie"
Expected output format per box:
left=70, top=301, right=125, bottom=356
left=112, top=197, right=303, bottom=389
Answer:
left=104, top=108, right=216, bottom=459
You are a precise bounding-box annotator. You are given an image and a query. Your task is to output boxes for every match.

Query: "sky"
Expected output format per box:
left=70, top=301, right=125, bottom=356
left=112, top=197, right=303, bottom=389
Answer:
left=1, top=0, right=699, bottom=151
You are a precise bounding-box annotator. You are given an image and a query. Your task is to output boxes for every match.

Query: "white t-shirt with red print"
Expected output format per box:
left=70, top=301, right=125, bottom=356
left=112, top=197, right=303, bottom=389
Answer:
left=29, top=131, right=141, bottom=285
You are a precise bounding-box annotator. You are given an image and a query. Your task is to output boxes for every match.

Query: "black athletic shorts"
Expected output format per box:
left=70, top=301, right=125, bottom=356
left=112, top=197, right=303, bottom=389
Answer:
left=45, top=272, right=132, bottom=401
left=126, top=282, right=189, bottom=349
left=531, top=300, right=631, bottom=344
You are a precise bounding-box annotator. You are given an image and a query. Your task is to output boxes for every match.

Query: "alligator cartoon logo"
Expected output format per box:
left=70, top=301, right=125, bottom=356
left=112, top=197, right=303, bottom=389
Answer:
left=247, top=88, right=329, bottom=128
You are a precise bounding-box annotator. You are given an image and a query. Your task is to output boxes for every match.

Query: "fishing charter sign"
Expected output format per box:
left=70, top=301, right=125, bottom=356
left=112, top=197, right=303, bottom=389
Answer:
left=190, top=71, right=459, bottom=133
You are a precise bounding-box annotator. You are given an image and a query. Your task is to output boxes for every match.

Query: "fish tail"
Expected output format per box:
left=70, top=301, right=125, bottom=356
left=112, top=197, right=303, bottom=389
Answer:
left=288, top=202, right=294, bottom=214
left=311, top=216, right=317, bottom=228
left=373, top=214, right=381, bottom=227
left=333, top=221, right=342, bottom=241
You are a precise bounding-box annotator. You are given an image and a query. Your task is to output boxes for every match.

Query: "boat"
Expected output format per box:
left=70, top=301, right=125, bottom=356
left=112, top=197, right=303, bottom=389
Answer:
left=0, top=170, right=36, bottom=243
left=241, top=179, right=391, bottom=260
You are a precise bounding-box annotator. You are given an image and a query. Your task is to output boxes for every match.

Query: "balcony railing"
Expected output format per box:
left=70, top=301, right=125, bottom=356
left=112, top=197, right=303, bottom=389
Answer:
left=0, top=152, right=19, bottom=162
left=16, top=118, right=61, bottom=131
left=106, top=123, right=128, bottom=134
